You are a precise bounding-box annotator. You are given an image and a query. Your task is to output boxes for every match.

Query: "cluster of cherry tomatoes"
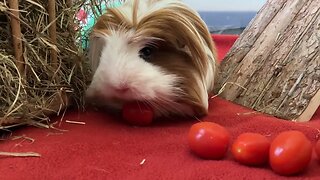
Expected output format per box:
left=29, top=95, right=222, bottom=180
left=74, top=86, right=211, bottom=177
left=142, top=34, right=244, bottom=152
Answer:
left=121, top=102, right=320, bottom=176
left=188, top=122, right=320, bottom=176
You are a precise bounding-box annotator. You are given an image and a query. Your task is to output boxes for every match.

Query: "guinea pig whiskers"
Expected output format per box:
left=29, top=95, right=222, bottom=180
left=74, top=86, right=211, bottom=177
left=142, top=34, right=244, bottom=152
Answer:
left=150, top=95, right=187, bottom=117
left=148, top=100, right=170, bottom=116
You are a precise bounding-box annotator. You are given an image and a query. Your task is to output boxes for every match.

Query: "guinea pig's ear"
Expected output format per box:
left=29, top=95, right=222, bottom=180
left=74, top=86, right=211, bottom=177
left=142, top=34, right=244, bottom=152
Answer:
left=88, top=32, right=107, bottom=73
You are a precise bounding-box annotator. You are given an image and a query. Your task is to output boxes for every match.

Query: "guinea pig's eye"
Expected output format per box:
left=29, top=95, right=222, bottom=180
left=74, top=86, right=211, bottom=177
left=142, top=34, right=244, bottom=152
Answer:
left=139, top=47, right=153, bottom=61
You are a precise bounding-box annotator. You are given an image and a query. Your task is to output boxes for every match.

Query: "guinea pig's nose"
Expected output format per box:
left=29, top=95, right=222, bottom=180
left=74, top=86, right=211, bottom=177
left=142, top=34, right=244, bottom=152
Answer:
left=112, top=84, right=130, bottom=94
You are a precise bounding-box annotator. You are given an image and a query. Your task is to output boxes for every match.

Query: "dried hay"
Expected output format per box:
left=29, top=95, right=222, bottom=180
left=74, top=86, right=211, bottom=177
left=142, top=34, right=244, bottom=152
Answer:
left=0, top=0, right=92, bottom=129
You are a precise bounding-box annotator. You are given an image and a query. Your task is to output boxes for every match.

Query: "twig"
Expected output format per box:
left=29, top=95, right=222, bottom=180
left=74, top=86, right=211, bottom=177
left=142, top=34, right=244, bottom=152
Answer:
left=46, top=132, right=63, bottom=136
left=8, top=0, right=24, bottom=75
left=0, top=151, right=41, bottom=157
left=236, top=111, right=261, bottom=116
left=65, top=120, right=86, bottom=125
left=11, top=134, right=35, bottom=144
left=49, top=124, right=69, bottom=132
left=48, top=0, right=58, bottom=71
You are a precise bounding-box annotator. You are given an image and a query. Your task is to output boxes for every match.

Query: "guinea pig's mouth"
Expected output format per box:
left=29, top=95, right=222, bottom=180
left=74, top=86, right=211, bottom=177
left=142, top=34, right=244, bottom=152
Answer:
left=85, top=86, right=197, bottom=117
left=85, top=89, right=149, bottom=110
left=86, top=95, right=198, bottom=118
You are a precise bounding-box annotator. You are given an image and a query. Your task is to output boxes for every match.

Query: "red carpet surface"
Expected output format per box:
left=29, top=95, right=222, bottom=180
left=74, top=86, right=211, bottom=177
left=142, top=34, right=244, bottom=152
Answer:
left=1, top=35, right=320, bottom=180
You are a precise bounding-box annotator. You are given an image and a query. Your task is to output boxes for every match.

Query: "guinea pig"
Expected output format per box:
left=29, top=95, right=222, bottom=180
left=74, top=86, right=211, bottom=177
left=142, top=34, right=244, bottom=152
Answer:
left=86, top=0, right=218, bottom=118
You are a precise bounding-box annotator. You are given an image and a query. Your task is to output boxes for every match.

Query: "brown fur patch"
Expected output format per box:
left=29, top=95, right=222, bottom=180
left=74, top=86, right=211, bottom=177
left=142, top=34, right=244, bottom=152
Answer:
left=92, top=7, right=133, bottom=35
left=150, top=47, right=208, bottom=115
left=134, top=5, right=216, bottom=82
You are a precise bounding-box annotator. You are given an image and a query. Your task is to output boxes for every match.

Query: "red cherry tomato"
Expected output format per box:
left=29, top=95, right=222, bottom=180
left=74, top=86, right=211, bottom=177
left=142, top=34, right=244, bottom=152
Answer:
left=316, top=139, right=320, bottom=162
left=122, top=101, right=154, bottom=126
left=188, top=122, right=230, bottom=159
left=231, top=132, right=270, bottom=166
left=269, top=130, right=312, bottom=176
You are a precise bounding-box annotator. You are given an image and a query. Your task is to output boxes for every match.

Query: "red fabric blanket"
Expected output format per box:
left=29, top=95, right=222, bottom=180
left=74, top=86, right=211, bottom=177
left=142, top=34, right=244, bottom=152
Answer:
left=1, top=35, right=320, bottom=180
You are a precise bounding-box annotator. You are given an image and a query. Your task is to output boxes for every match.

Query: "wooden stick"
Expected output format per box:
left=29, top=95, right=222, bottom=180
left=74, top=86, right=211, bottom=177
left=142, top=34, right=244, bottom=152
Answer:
left=8, top=0, right=24, bottom=76
left=48, top=0, right=58, bottom=70
left=297, top=89, right=320, bottom=122
left=66, top=0, right=75, bottom=32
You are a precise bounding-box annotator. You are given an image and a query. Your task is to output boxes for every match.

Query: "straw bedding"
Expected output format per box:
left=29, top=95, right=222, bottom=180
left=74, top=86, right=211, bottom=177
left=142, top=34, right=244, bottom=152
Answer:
left=0, top=0, right=93, bottom=128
